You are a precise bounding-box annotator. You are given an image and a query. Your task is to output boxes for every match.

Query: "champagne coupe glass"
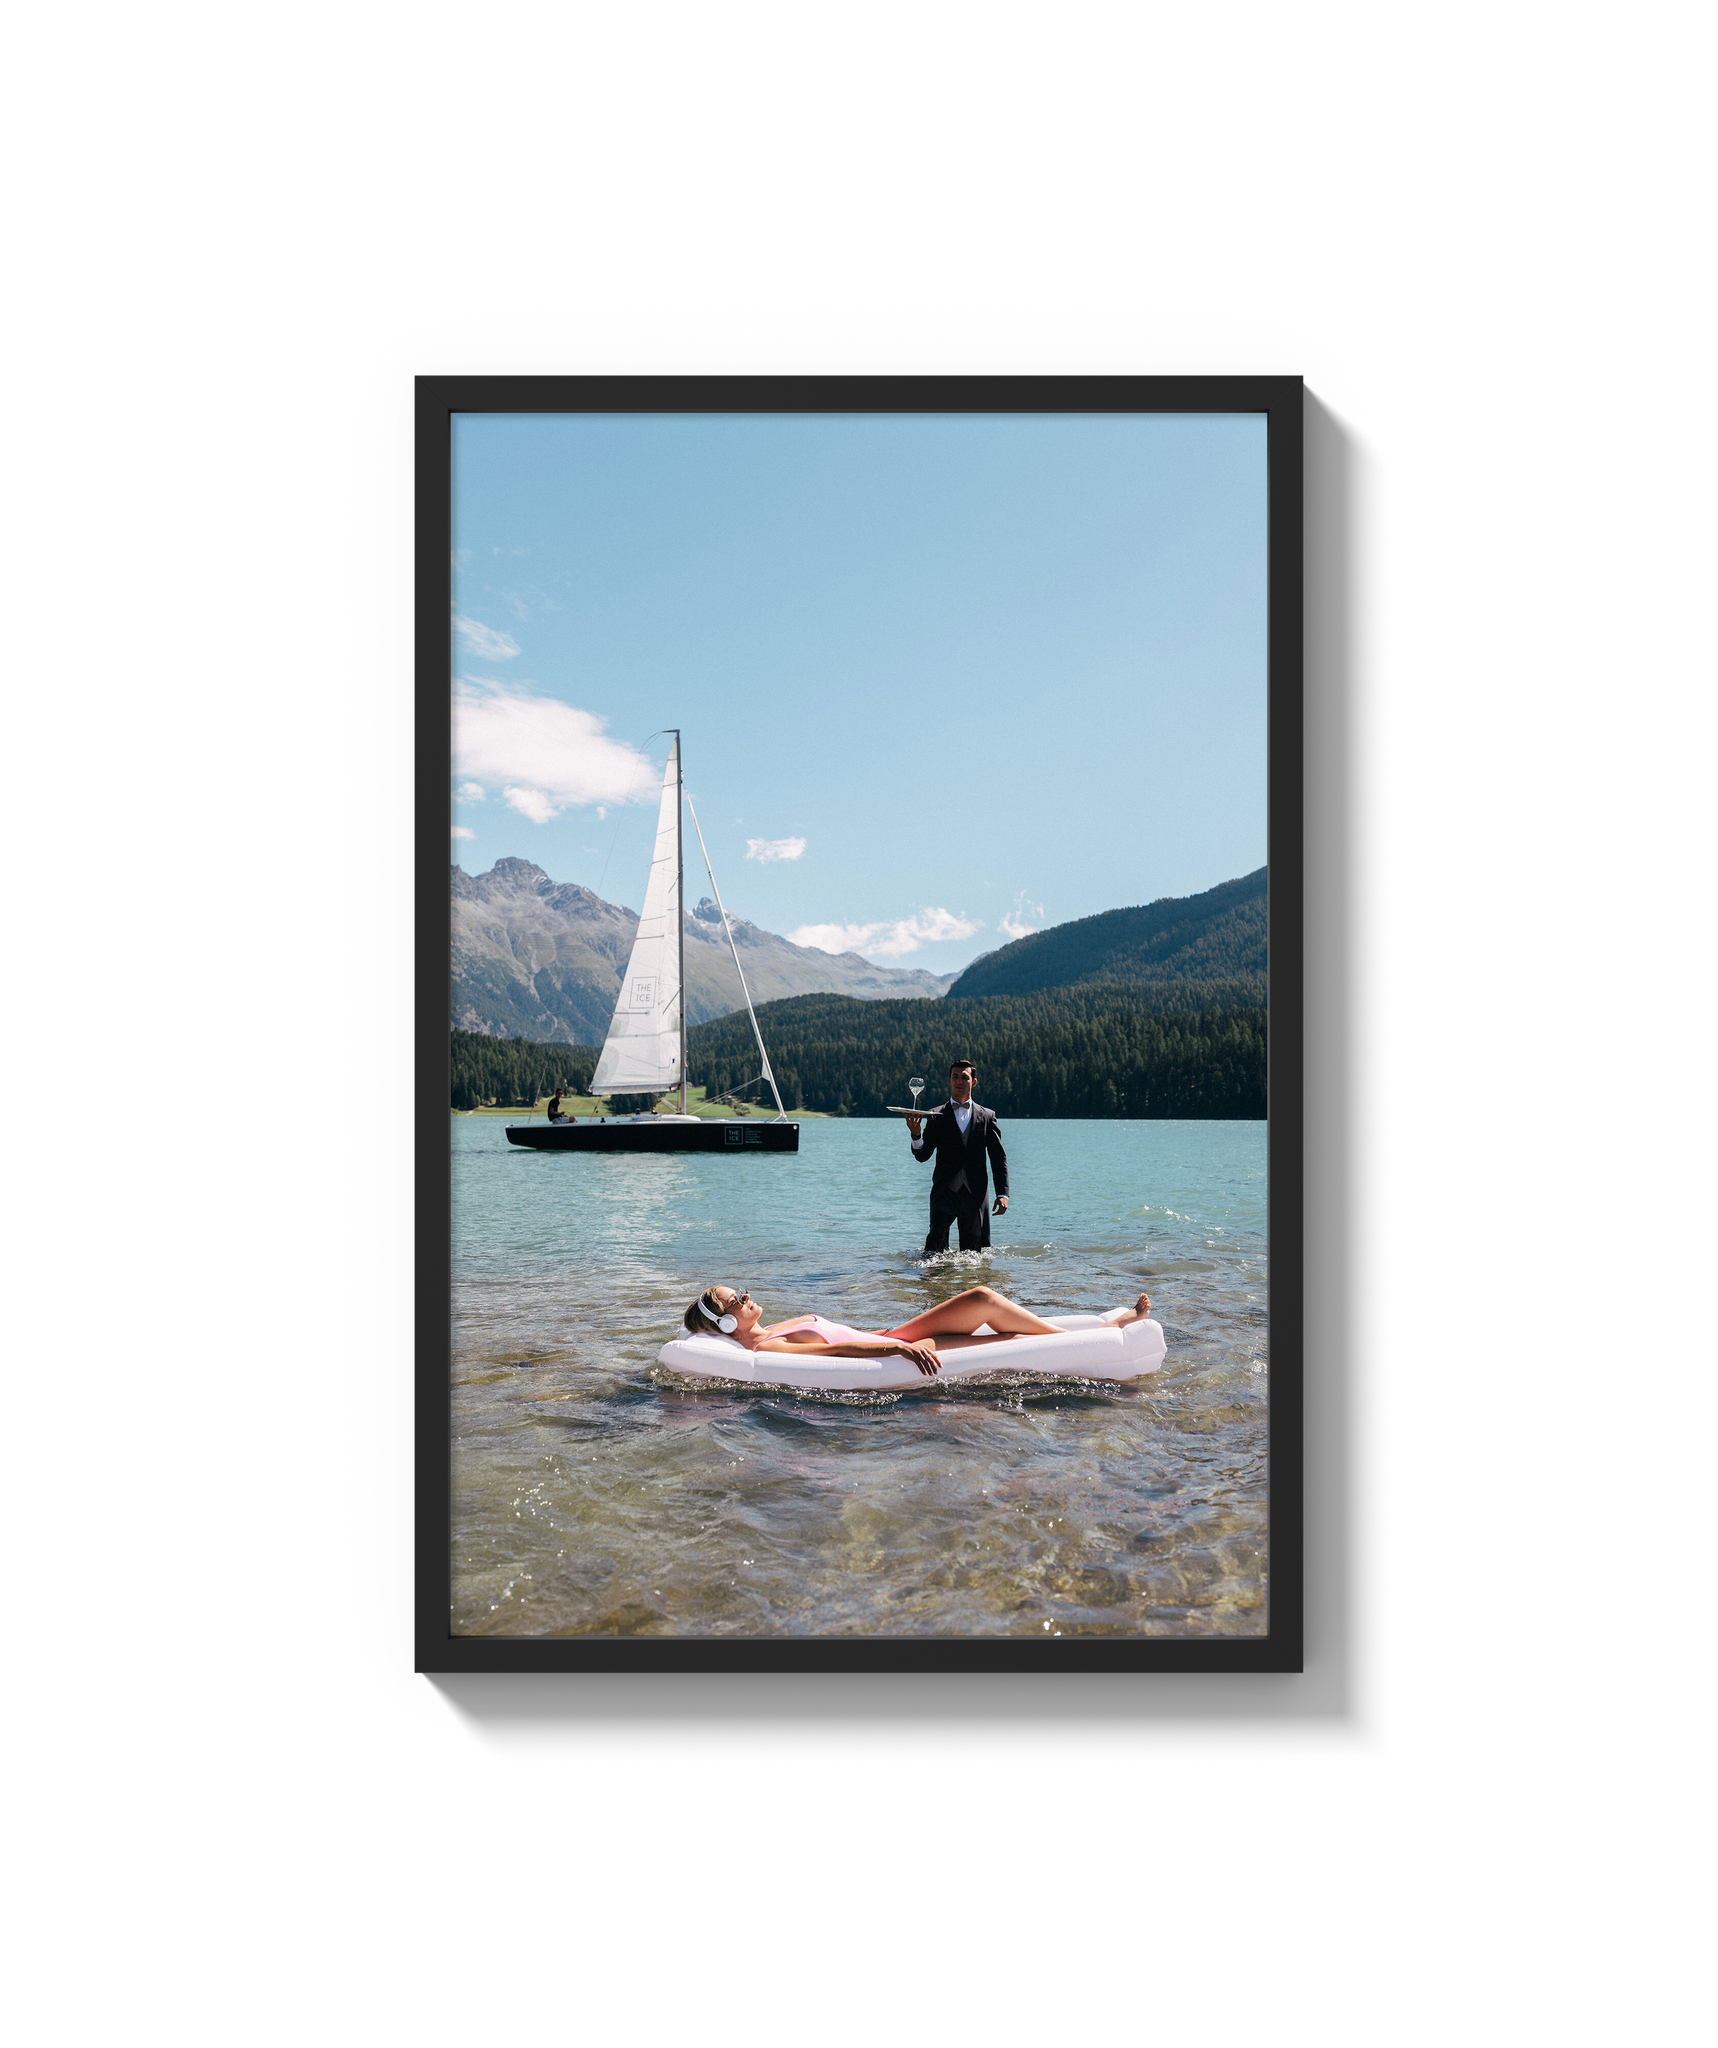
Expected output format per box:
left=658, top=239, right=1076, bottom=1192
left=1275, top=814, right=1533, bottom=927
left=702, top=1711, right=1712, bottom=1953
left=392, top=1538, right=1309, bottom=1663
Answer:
left=908, top=1075, right=925, bottom=1114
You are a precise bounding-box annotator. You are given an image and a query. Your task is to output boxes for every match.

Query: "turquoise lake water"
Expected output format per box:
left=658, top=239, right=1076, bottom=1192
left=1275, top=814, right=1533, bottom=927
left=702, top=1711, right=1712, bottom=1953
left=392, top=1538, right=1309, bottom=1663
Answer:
left=450, top=1114, right=1269, bottom=1637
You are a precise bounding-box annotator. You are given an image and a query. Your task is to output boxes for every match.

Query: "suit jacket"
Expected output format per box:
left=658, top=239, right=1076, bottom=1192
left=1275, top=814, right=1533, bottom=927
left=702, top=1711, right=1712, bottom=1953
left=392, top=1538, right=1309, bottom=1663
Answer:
left=911, top=1100, right=1008, bottom=1204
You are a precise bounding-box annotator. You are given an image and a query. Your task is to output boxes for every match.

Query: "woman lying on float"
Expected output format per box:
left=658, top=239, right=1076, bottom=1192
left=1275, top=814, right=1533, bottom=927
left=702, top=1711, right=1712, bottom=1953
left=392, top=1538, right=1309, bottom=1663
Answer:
left=683, top=1284, right=1156, bottom=1378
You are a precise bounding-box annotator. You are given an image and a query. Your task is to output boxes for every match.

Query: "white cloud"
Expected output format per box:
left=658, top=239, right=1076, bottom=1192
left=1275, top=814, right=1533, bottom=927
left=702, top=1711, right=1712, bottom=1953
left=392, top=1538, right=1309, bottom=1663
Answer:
left=453, top=614, right=520, bottom=660
left=788, top=907, right=982, bottom=960
left=503, top=785, right=557, bottom=824
left=999, top=894, right=1046, bottom=941
left=790, top=922, right=877, bottom=956
left=453, top=680, right=658, bottom=823
left=451, top=825, right=474, bottom=840
left=456, top=782, right=486, bottom=802
left=745, top=836, right=807, bottom=864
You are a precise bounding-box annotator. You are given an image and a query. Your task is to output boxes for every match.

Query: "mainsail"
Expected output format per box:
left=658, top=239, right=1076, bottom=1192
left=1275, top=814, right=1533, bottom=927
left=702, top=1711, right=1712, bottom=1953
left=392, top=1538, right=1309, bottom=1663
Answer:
left=592, top=737, right=684, bottom=1097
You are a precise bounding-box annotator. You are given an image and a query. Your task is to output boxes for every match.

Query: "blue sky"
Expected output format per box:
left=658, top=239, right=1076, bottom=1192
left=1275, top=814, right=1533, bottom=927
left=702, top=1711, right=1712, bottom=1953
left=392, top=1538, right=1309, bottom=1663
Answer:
left=451, top=411, right=1265, bottom=974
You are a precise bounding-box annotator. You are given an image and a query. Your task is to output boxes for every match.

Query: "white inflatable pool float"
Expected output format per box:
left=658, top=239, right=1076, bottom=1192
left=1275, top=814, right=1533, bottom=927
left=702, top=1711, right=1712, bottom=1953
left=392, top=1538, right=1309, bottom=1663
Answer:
left=656, top=1313, right=1166, bottom=1394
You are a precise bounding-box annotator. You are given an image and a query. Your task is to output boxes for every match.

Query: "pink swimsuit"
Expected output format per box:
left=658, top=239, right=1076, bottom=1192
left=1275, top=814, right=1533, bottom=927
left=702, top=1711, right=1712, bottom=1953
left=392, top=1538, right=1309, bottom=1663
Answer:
left=773, top=1315, right=873, bottom=1346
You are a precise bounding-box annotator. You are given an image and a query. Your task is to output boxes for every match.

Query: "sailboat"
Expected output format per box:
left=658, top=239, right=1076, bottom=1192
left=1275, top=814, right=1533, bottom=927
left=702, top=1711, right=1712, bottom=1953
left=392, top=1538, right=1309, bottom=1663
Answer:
left=505, top=731, right=800, bottom=1154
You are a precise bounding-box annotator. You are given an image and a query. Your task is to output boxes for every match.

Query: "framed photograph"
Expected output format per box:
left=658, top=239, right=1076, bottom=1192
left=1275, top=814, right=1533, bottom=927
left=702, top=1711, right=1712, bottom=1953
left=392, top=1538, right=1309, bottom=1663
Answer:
left=416, top=376, right=1303, bottom=1671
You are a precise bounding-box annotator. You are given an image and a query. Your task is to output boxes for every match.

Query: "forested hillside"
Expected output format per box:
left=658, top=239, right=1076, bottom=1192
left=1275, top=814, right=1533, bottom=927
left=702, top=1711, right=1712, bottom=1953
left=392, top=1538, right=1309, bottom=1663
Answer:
left=450, top=995, right=1265, bottom=1119
left=946, top=868, right=1266, bottom=1000
left=689, top=991, right=1266, bottom=1120
left=450, top=1029, right=600, bottom=1110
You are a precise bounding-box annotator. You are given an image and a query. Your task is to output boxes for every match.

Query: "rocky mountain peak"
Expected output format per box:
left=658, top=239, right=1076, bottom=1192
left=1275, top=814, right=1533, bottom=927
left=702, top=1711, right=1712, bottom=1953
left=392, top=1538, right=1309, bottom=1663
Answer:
left=452, top=861, right=956, bottom=1043
left=543, top=878, right=619, bottom=913
left=484, top=857, right=552, bottom=891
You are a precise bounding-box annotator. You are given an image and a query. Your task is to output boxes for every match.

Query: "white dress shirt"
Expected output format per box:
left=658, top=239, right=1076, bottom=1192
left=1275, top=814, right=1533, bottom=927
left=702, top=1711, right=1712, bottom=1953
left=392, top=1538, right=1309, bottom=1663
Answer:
left=907, top=1098, right=976, bottom=1141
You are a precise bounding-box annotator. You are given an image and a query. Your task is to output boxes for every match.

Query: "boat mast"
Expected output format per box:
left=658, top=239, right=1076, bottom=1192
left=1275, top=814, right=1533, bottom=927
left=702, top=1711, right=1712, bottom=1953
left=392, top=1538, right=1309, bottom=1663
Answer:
left=687, top=797, right=788, bottom=1120
left=674, top=729, right=687, bottom=1114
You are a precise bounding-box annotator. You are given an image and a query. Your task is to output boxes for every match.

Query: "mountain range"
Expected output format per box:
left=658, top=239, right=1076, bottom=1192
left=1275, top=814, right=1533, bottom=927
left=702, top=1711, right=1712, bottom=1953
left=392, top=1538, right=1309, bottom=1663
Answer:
left=945, top=868, right=1267, bottom=1001
left=451, top=858, right=956, bottom=1044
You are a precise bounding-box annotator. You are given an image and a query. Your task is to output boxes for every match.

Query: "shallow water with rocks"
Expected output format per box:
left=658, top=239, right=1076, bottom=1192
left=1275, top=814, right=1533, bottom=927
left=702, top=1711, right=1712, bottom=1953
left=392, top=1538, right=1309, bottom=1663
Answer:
left=450, top=1115, right=1268, bottom=1637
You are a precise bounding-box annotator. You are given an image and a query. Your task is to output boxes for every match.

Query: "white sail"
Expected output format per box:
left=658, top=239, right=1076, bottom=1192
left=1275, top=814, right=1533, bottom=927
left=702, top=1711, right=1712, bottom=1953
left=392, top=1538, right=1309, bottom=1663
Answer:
left=592, top=738, right=683, bottom=1096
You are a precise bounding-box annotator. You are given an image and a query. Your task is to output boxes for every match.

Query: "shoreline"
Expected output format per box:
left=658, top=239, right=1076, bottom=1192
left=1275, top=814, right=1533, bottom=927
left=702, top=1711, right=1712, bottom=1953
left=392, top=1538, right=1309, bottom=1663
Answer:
left=456, top=1086, right=830, bottom=1121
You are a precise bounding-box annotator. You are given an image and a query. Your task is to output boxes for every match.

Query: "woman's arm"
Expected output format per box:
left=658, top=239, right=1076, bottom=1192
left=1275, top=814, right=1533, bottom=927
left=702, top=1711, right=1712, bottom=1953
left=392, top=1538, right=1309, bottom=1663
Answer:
left=753, top=1336, right=940, bottom=1376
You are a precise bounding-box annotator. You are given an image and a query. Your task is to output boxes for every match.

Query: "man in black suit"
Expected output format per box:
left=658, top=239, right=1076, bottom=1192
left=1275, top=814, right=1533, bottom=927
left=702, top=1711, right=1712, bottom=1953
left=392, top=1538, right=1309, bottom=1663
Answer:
left=905, top=1059, right=1009, bottom=1255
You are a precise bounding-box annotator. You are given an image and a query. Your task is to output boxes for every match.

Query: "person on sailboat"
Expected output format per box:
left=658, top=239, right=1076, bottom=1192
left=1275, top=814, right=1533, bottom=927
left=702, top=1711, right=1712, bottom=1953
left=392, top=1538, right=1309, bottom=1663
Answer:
left=546, top=1090, right=574, bottom=1124
left=903, top=1060, right=1009, bottom=1255
left=683, top=1284, right=1153, bottom=1378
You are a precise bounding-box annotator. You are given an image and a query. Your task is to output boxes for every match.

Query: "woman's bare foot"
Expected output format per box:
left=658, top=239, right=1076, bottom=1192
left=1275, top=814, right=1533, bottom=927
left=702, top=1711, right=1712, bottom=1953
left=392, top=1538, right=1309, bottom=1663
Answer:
left=1107, top=1291, right=1153, bottom=1326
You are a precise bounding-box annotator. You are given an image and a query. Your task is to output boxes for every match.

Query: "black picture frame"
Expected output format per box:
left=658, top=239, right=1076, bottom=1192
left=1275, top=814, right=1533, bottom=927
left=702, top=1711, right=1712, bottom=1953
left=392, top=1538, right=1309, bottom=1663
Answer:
left=416, top=375, right=1304, bottom=1673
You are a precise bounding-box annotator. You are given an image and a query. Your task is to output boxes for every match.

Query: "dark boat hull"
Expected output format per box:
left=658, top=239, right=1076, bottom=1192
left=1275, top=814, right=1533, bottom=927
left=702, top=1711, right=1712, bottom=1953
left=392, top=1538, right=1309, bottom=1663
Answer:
left=505, top=1120, right=800, bottom=1153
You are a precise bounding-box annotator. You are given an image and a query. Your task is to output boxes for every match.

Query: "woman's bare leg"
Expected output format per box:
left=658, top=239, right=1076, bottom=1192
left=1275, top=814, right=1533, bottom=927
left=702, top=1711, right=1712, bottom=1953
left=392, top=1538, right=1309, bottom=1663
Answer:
left=877, top=1289, right=1153, bottom=1351
left=880, top=1286, right=1062, bottom=1343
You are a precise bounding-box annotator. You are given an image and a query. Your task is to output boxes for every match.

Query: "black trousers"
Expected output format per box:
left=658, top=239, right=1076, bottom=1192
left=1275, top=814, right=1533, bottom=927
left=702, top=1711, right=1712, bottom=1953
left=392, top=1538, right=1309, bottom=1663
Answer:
left=923, top=1189, right=991, bottom=1255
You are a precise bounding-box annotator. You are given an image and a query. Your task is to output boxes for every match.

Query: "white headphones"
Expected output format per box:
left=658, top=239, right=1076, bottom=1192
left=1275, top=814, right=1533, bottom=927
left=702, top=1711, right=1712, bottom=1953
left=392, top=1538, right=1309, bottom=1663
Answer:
left=700, top=1291, right=739, bottom=1334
